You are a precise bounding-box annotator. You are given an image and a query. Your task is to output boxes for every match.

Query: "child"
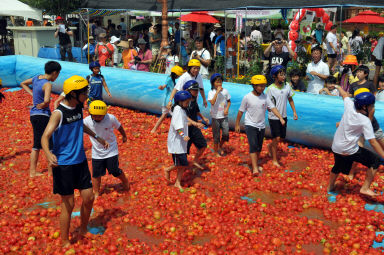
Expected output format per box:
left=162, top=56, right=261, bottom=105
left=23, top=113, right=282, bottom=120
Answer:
left=84, top=100, right=130, bottom=198
left=183, top=80, right=209, bottom=169
left=20, top=61, right=62, bottom=177
left=289, top=69, right=306, bottom=92
left=266, top=65, right=298, bottom=167
left=208, top=73, right=231, bottom=156
left=151, top=66, right=184, bottom=133
left=41, top=75, right=108, bottom=246
left=328, top=87, right=384, bottom=197
left=376, top=76, right=384, bottom=102
left=164, top=46, right=180, bottom=75
left=87, top=61, right=112, bottom=105
left=165, top=91, right=192, bottom=189
left=235, top=75, right=285, bottom=175
left=82, top=36, right=96, bottom=62
left=110, top=36, right=121, bottom=67
left=319, top=76, right=340, bottom=96
left=348, top=65, right=376, bottom=97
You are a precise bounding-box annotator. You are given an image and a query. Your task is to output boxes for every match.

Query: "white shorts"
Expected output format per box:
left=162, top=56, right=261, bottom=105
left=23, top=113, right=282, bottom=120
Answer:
left=226, top=56, right=234, bottom=69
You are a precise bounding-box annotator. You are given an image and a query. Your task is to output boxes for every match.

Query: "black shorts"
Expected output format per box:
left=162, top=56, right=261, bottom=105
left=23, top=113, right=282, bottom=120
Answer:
left=52, top=160, right=93, bottom=196
left=172, top=153, right=188, bottom=166
left=269, top=118, right=288, bottom=139
left=30, top=115, right=52, bottom=150
left=332, top=147, right=380, bottom=175
left=187, top=126, right=207, bottom=154
left=328, top=53, right=337, bottom=59
left=375, top=59, right=383, bottom=67
left=92, top=155, right=122, bottom=178
left=245, top=126, right=265, bottom=153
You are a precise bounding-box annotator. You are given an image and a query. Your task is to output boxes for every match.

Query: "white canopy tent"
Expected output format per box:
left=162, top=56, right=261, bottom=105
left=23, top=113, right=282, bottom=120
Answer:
left=0, top=0, right=42, bottom=21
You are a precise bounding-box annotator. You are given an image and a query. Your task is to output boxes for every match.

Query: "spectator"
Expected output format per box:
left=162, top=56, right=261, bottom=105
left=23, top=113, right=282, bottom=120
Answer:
left=149, top=24, right=162, bottom=59
left=164, top=46, right=179, bottom=75
left=95, top=33, right=114, bottom=67
left=306, top=46, right=330, bottom=94
left=319, top=76, right=340, bottom=96
left=110, top=36, right=121, bottom=67
left=119, top=18, right=127, bottom=33
left=203, top=25, right=214, bottom=53
left=109, top=23, right=120, bottom=38
left=289, top=69, right=306, bottom=92
left=54, top=16, right=73, bottom=62
left=174, top=22, right=181, bottom=46
left=190, top=37, right=211, bottom=79
left=264, top=38, right=294, bottom=84
left=274, top=24, right=284, bottom=40
left=94, top=21, right=106, bottom=40
left=349, top=29, right=364, bottom=63
left=120, top=39, right=138, bottom=70
left=136, top=38, right=153, bottom=72
left=226, top=33, right=237, bottom=77
left=90, top=19, right=97, bottom=37
left=214, top=28, right=225, bottom=58
left=250, top=26, right=263, bottom=45
left=82, top=36, right=96, bottom=62
left=340, top=31, right=350, bottom=56
left=373, top=35, right=384, bottom=87
left=311, top=23, right=324, bottom=45
left=376, top=76, right=384, bottom=102
left=348, top=65, right=376, bottom=97
left=260, top=19, right=272, bottom=43
left=325, top=25, right=338, bottom=72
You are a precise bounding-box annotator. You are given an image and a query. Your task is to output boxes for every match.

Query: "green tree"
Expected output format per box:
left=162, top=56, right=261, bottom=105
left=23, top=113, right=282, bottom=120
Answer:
left=21, top=0, right=83, bottom=16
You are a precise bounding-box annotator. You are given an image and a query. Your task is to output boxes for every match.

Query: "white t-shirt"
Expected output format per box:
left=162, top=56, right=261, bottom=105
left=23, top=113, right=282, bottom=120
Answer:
left=325, top=32, right=337, bottom=54
left=83, top=114, right=121, bottom=159
left=250, top=30, right=263, bottom=45
left=239, top=92, right=274, bottom=128
left=207, top=88, right=231, bottom=119
left=376, top=90, right=384, bottom=102
left=332, top=97, right=375, bottom=155
left=306, top=60, right=330, bottom=94
left=175, top=72, right=204, bottom=91
left=266, top=83, right=294, bottom=120
left=167, top=105, right=189, bottom=154
left=190, top=48, right=211, bottom=76
left=165, top=55, right=180, bottom=75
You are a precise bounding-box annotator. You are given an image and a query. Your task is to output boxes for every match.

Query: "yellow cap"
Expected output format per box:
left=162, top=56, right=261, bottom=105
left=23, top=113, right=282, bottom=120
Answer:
left=188, top=59, right=201, bottom=67
left=354, top=88, right=370, bottom=97
left=250, top=75, right=267, bottom=85
left=89, top=100, right=107, bottom=115
left=171, top=66, right=185, bottom=76
left=63, top=75, right=89, bottom=95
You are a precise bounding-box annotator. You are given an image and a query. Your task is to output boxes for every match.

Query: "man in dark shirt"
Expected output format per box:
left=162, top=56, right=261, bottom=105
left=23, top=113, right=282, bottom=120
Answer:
left=348, top=65, right=376, bottom=96
left=264, top=38, right=295, bottom=84
left=54, top=16, right=73, bottom=61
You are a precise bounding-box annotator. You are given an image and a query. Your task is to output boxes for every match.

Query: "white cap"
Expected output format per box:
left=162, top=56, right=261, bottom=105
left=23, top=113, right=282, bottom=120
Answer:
left=110, top=36, right=120, bottom=44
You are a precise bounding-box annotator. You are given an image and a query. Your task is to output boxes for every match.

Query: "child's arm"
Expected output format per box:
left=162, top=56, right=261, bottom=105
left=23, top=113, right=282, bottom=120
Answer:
left=41, top=111, right=61, bottom=166
left=117, top=125, right=127, bottom=143
left=335, top=85, right=349, bottom=100
left=177, top=129, right=190, bottom=141
left=158, top=84, right=166, bottom=90
left=224, top=99, right=231, bottom=116
left=187, top=116, right=204, bottom=129
left=54, top=94, right=65, bottom=109
left=369, top=138, right=384, bottom=159
left=235, top=111, right=243, bottom=133
left=288, top=97, right=298, bottom=120
left=270, top=107, right=286, bottom=126
left=200, top=88, right=207, bottom=108
left=36, top=82, right=52, bottom=109
left=167, top=88, right=178, bottom=109
left=102, top=78, right=112, bottom=97
left=209, top=87, right=222, bottom=105
left=83, top=124, right=110, bottom=149
left=197, top=112, right=209, bottom=124
left=20, top=78, right=33, bottom=96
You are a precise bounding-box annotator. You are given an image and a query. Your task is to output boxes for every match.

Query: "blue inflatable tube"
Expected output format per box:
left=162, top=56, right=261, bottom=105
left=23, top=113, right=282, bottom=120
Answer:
left=1, top=55, right=384, bottom=149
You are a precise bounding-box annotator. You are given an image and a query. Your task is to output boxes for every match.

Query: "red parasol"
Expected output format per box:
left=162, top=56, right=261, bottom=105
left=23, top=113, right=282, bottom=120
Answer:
left=343, top=10, right=384, bottom=24
left=179, top=11, right=219, bottom=24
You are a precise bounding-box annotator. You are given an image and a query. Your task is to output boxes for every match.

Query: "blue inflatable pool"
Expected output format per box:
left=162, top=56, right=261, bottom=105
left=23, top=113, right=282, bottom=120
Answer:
left=1, top=55, right=383, bottom=149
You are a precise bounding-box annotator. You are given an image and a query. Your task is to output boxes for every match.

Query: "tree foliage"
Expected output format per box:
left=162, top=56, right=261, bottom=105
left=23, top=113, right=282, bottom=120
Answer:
left=21, top=0, right=83, bottom=16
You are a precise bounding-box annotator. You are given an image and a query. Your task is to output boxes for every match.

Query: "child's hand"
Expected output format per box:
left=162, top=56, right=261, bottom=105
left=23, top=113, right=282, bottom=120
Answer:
left=195, top=122, right=205, bottom=129
left=336, top=122, right=340, bottom=128
left=122, top=136, right=127, bottom=143
left=36, top=103, right=44, bottom=109
left=183, top=136, right=190, bottom=141
left=97, top=137, right=110, bottom=149
left=108, top=93, right=112, bottom=97
left=158, top=85, right=165, bottom=90
left=280, top=118, right=286, bottom=126
left=217, top=86, right=223, bottom=93
left=235, top=124, right=240, bottom=133
left=203, top=99, right=208, bottom=108
left=293, top=113, right=298, bottom=120
left=202, top=117, right=209, bottom=124
left=224, top=109, right=229, bottom=116
left=166, top=101, right=172, bottom=110
left=47, top=152, right=58, bottom=167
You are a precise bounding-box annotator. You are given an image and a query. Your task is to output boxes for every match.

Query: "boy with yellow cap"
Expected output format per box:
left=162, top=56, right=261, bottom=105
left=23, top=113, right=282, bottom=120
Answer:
left=84, top=100, right=129, bottom=198
left=235, top=75, right=285, bottom=175
left=41, top=75, right=108, bottom=247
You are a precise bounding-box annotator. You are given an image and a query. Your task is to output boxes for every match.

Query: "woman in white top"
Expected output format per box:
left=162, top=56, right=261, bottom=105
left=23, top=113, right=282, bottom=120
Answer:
left=349, top=29, right=363, bottom=63
left=110, top=36, right=121, bottom=67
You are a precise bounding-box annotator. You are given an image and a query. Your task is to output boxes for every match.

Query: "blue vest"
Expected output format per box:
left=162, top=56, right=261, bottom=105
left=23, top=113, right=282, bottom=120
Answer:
left=87, top=74, right=104, bottom=100
left=30, top=75, right=51, bottom=116
left=52, top=104, right=86, bottom=165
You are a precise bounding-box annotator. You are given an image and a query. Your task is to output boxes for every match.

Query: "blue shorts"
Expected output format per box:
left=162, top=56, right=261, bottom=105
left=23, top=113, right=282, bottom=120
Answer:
left=172, top=153, right=188, bottom=166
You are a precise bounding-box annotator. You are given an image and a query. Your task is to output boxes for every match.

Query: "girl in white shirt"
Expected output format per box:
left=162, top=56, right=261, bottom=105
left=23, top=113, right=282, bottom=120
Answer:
left=165, top=91, right=192, bottom=189
left=208, top=73, right=231, bottom=156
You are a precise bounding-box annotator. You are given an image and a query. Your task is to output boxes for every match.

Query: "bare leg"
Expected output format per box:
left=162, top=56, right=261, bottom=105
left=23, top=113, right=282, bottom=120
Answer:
left=92, top=177, right=102, bottom=198
left=79, top=188, right=94, bottom=236
left=48, top=164, right=52, bottom=176
left=268, top=137, right=281, bottom=167
left=174, top=166, right=186, bottom=189
left=164, top=165, right=175, bottom=182
left=250, top=152, right=261, bottom=175
left=360, top=167, right=378, bottom=197
left=327, top=172, right=339, bottom=192
left=348, top=164, right=357, bottom=180
left=60, top=195, right=75, bottom=247
left=151, top=113, right=168, bottom=133
left=30, top=149, right=42, bottom=177
left=213, top=143, right=221, bottom=157
left=219, top=139, right=226, bottom=154
left=193, top=147, right=205, bottom=169
left=117, top=172, right=130, bottom=191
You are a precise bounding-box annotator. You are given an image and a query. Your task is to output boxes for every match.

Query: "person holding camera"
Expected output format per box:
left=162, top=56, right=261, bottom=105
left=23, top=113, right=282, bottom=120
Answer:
left=136, top=38, right=153, bottom=72
left=54, top=16, right=73, bottom=62
left=264, top=38, right=295, bottom=84
left=190, top=37, right=211, bottom=79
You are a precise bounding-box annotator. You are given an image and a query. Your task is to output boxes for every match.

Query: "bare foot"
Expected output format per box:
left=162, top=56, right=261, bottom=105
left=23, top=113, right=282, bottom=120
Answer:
left=150, top=128, right=156, bottom=134
left=122, top=182, right=130, bottom=191
left=174, top=183, right=183, bottom=189
left=30, top=172, right=43, bottom=178
left=347, top=174, right=354, bottom=181
left=193, top=162, right=204, bottom=170
left=164, top=169, right=171, bottom=182
left=267, top=144, right=272, bottom=158
left=327, top=185, right=335, bottom=193
left=62, top=240, right=71, bottom=248
left=360, top=188, right=378, bottom=197
left=272, top=161, right=281, bottom=168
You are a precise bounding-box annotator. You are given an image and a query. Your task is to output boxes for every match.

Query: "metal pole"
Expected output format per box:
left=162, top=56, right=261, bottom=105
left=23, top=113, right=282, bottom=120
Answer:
left=245, top=8, right=248, bottom=56
left=179, top=9, right=182, bottom=65
left=87, top=9, right=90, bottom=63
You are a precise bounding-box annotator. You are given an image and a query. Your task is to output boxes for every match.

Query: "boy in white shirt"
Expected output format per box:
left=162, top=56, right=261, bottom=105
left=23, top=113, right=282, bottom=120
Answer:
left=328, top=87, right=384, bottom=197
left=235, top=75, right=285, bottom=175
left=83, top=100, right=129, bottom=198
left=267, top=65, right=298, bottom=167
